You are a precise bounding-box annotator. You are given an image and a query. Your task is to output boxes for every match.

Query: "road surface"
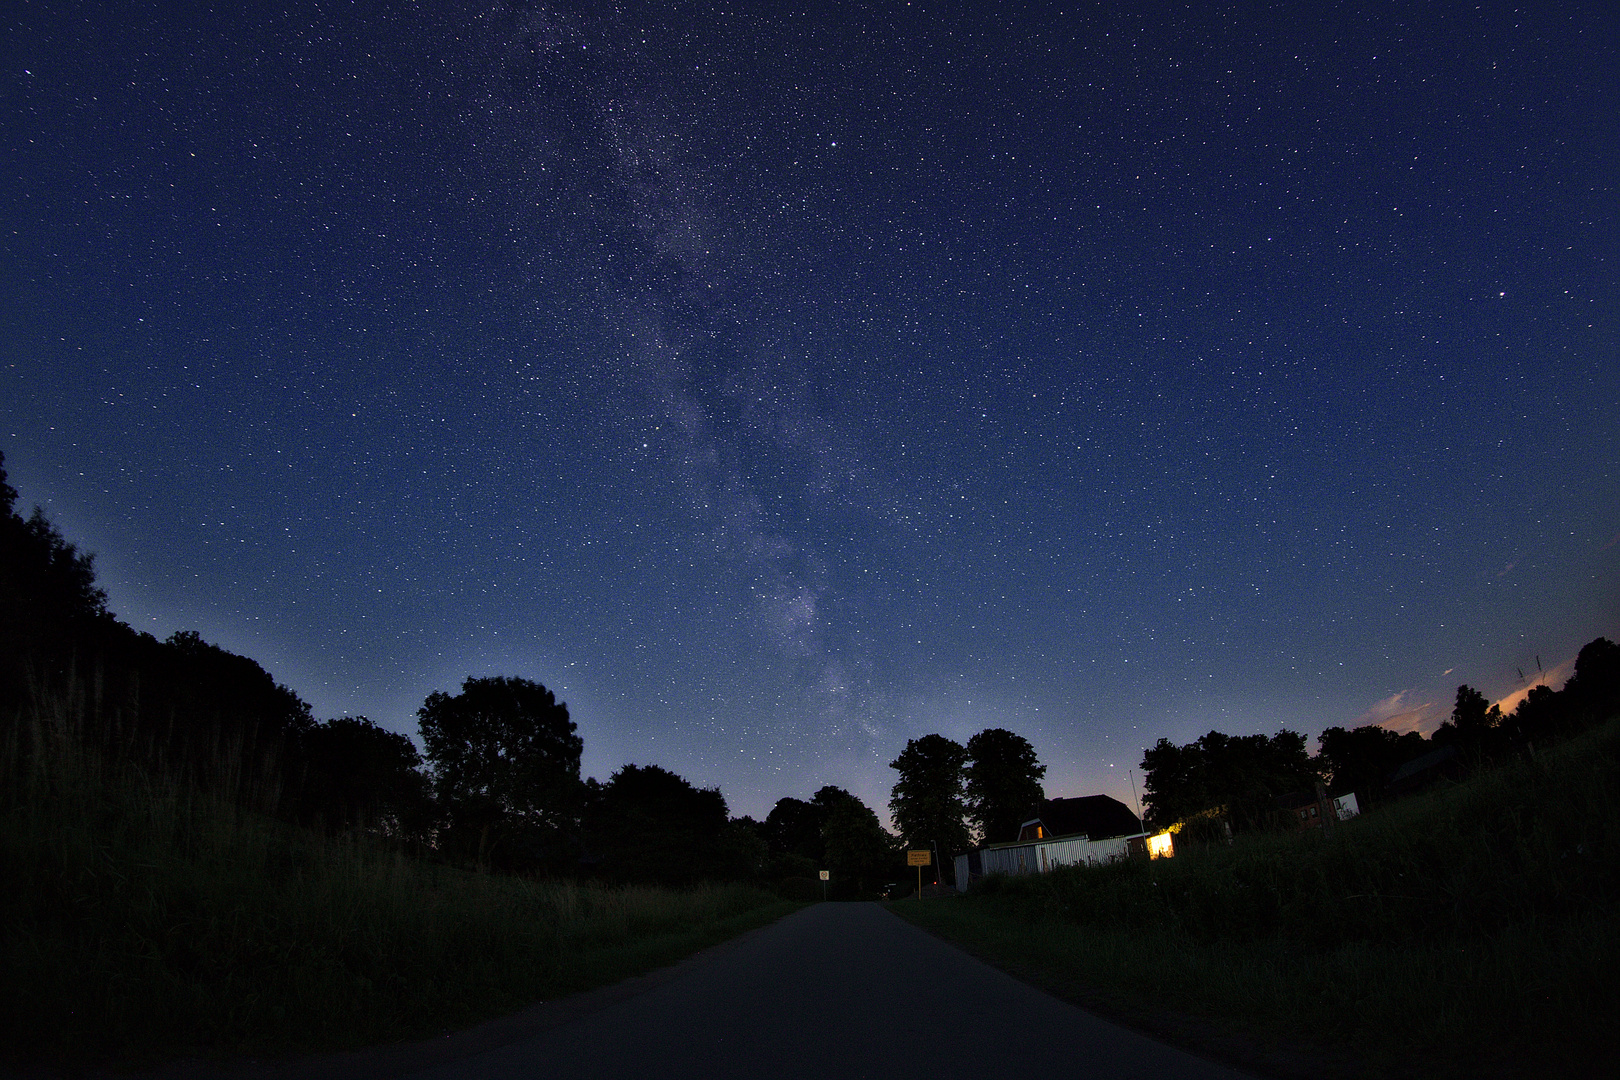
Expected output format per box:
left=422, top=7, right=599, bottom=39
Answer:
left=368, top=901, right=1252, bottom=1080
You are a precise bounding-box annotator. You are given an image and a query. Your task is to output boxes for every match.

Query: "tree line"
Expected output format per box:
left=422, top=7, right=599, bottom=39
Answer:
left=1139, top=641, right=1620, bottom=842
left=7, top=448, right=1615, bottom=890
left=0, top=451, right=971, bottom=896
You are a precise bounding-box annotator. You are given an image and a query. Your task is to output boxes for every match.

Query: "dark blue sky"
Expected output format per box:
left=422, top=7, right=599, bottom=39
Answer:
left=4, top=0, right=1616, bottom=819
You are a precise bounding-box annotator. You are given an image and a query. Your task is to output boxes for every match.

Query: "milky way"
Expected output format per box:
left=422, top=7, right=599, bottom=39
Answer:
left=3, top=1, right=1616, bottom=818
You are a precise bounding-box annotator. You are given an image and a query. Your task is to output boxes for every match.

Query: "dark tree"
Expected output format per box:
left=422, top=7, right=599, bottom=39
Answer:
left=0, top=451, right=108, bottom=627
left=1316, top=723, right=1428, bottom=804
left=762, top=795, right=827, bottom=861
left=296, top=716, right=434, bottom=839
left=1, top=457, right=316, bottom=811
left=1500, top=638, right=1620, bottom=748
left=964, top=728, right=1046, bottom=844
left=1433, top=684, right=1501, bottom=758
left=1452, top=684, right=1495, bottom=734
left=1565, top=637, right=1620, bottom=725
left=0, top=451, right=112, bottom=709
left=1502, top=683, right=1567, bottom=748
left=888, top=734, right=971, bottom=883
left=418, top=676, right=583, bottom=871
left=722, top=816, right=771, bottom=881
left=1141, top=729, right=1320, bottom=835
left=162, top=629, right=315, bottom=748
left=813, top=786, right=899, bottom=898
left=583, top=763, right=746, bottom=885
left=756, top=794, right=835, bottom=897
left=1139, top=737, right=1207, bottom=831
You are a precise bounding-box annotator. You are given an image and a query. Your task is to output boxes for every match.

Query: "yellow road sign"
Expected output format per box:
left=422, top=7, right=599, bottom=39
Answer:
left=907, top=849, right=932, bottom=866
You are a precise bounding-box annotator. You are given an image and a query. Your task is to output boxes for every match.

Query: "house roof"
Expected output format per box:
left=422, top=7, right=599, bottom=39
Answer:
left=1387, top=744, right=1459, bottom=785
left=1021, top=795, right=1142, bottom=841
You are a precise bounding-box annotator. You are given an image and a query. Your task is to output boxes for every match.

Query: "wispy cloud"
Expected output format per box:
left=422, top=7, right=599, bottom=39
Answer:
left=1348, top=690, right=1447, bottom=736
left=1349, top=648, right=1580, bottom=739
left=1492, top=655, right=1576, bottom=716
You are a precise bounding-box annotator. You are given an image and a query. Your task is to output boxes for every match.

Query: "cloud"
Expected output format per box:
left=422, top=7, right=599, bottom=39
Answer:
left=1347, top=690, right=1447, bottom=736
left=1348, top=649, right=1580, bottom=739
left=1491, top=654, right=1576, bottom=717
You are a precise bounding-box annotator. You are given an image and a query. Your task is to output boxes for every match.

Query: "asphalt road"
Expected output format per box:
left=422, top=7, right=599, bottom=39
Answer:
left=378, top=902, right=1251, bottom=1080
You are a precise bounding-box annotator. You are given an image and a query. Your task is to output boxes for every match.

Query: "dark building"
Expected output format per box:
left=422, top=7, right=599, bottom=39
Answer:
left=1385, top=744, right=1466, bottom=798
left=1017, top=794, right=1142, bottom=843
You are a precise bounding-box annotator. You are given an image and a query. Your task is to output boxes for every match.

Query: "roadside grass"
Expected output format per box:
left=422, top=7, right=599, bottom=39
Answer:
left=894, top=717, right=1620, bottom=1080
left=0, top=703, right=799, bottom=1072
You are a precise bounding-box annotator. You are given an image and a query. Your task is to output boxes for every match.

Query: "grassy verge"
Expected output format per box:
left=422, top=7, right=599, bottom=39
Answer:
left=0, top=729, right=799, bottom=1072
left=894, top=718, right=1620, bottom=1080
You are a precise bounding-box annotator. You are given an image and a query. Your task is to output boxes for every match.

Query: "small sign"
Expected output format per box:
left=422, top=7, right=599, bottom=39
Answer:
left=907, top=849, right=932, bottom=866
left=819, top=870, right=830, bottom=880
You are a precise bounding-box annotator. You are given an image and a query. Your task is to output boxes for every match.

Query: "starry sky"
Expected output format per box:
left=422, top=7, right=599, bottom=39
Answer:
left=3, top=1, right=1617, bottom=820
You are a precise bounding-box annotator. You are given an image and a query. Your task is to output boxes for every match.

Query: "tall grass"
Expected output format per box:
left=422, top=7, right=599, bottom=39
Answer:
left=897, top=718, right=1620, bottom=1079
left=0, top=686, right=795, bottom=1071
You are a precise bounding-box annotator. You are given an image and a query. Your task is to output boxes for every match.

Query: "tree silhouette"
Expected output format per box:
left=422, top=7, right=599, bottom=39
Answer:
left=1139, top=736, right=1207, bottom=831
left=762, top=795, right=826, bottom=862
left=162, top=629, right=315, bottom=752
left=964, top=728, right=1046, bottom=844
left=1, top=450, right=111, bottom=709
left=1434, top=684, right=1501, bottom=758
left=2, top=457, right=323, bottom=810
left=1452, top=684, right=1493, bottom=733
left=1141, top=729, right=1319, bottom=835
left=1502, top=684, right=1565, bottom=747
left=0, top=451, right=107, bottom=626
left=813, top=786, right=898, bottom=898
left=296, top=716, right=433, bottom=839
left=1566, top=637, right=1620, bottom=726
left=583, top=763, right=749, bottom=885
left=1316, top=723, right=1428, bottom=804
left=888, top=734, right=971, bottom=883
left=418, top=676, right=583, bottom=871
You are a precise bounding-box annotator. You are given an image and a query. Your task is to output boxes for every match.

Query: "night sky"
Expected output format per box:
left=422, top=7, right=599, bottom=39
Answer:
left=4, top=1, right=1616, bottom=820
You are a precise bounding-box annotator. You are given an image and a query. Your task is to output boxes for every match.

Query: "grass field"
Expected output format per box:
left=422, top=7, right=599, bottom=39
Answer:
left=0, top=714, right=798, bottom=1073
left=894, top=718, right=1620, bottom=1080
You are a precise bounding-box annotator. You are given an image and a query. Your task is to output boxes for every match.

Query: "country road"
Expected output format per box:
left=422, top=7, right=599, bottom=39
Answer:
left=228, top=902, right=1255, bottom=1080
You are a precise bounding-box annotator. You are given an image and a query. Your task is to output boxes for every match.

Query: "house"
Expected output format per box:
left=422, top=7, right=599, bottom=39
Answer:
left=954, top=794, right=1158, bottom=891
left=1275, top=791, right=1331, bottom=830
left=1277, top=786, right=1362, bottom=832
left=1016, top=795, right=1143, bottom=844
